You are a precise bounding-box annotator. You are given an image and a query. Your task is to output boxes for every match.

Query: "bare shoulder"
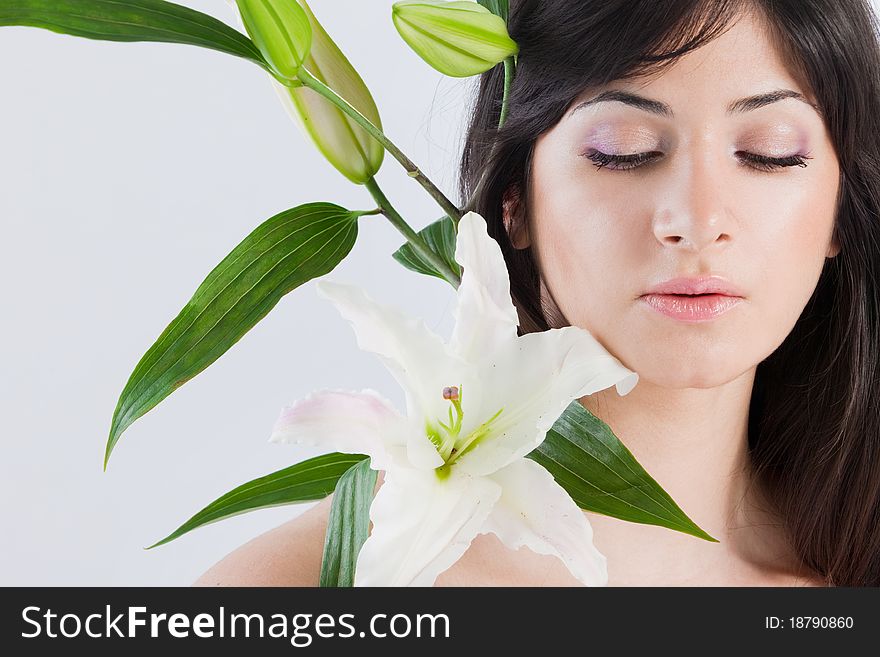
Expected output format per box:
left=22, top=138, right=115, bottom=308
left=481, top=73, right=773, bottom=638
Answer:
left=191, top=493, right=334, bottom=587
left=192, top=470, right=386, bottom=587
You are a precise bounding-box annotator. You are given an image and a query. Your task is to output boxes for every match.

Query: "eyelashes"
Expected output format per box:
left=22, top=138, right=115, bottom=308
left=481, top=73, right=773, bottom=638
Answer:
left=583, top=149, right=813, bottom=172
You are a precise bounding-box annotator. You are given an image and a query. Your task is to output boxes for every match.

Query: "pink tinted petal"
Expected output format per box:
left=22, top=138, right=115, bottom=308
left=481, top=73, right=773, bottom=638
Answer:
left=269, top=388, right=407, bottom=471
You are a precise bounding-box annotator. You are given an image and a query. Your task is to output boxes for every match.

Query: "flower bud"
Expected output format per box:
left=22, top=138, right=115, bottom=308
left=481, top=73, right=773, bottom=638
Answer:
left=227, top=0, right=384, bottom=183
left=274, top=0, right=384, bottom=184
left=392, top=0, right=518, bottom=77
left=235, top=0, right=312, bottom=80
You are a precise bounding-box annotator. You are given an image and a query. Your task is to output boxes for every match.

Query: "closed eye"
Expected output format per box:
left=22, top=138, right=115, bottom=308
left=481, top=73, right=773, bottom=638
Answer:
left=583, top=149, right=812, bottom=172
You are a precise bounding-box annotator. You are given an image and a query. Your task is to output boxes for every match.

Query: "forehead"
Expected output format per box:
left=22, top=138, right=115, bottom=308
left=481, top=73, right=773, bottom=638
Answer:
left=570, top=9, right=814, bottom=116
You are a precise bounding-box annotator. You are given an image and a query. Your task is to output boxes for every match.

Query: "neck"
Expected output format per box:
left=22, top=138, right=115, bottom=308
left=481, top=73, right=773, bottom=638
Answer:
left=578, top=368, right=796, bottom=584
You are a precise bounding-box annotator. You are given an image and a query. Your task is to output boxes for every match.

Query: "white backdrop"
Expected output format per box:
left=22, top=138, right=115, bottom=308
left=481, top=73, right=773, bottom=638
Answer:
left=3, top=1, right=878, bottom=586
left=0, top=0, right=468, bottom=585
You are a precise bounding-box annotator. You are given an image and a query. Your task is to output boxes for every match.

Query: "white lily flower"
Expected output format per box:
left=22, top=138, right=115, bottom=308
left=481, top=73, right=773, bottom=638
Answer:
left=270, top=211, right=639, bottom=586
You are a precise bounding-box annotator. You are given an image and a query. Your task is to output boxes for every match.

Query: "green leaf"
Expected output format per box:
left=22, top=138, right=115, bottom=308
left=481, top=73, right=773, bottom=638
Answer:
left=477, top=0, right=509, bottom=22
left=105, top=202, right=362, bottom=469
left=392, top=214, right=461, bottom=284
left=528, top=400, right=718, bottom=542
left=319, top=457, right=377, bottom=587
left=0, top=0, right=271, bottom=72
left=147, top=452, right=367, bottom=549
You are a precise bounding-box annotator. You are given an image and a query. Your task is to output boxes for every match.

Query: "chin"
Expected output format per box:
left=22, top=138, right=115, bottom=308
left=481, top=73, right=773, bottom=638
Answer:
left=625, top=351, right=749, bottom=390
left=647, top=369, right=741, bottom=389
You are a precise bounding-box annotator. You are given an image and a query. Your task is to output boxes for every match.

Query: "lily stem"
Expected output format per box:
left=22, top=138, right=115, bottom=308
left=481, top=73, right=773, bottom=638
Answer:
left=364, top=177, right=461, bottom=289
left=353, top=207, right=383, bottom=217
left=459, top=58, right=516, bottom=211
left=294, top=67, right=463, bottom=228
left=499, top=56, right=515, bottom=128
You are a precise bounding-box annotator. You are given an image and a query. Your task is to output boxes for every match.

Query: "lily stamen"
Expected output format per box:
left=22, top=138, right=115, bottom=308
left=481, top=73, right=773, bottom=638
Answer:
left=432, top=383, right=464, bottom=461
left=446, top=406, right=505, bottom=466
left=431, top=382, right=507, bottom=468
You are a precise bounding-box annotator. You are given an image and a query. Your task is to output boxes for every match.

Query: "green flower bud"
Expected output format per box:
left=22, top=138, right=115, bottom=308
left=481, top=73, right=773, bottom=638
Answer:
left=235, top=0, right=312, bottom=80
left=392, top=0, right=518, bottom=77
left=273, top=0, right=384, bottom=184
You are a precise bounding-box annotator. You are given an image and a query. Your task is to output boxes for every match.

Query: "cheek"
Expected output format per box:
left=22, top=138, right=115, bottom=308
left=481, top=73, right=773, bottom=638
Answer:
left=529, top=153, right=838, bottom=389
left=529, top=177, right=639, bottom=335
left=745, top=173, right=837, bottom=349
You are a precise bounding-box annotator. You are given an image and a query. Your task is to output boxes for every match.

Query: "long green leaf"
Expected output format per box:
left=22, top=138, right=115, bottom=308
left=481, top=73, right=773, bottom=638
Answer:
left=147, top=401, right=713, bottom=558
left=391, top=214, right=460, bottom=284
left=528, top=400, right=717, bottom=542
left=147, top=452, right=367, bottom=549
left=319, top=457, right=377, bottom=587
left=0, top=0, right=271, bottom=71
left=105, top=202, right=362, bottom=468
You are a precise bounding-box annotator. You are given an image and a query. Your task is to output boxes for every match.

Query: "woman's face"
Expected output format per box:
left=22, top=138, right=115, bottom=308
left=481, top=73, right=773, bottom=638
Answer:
left=516, top=10, right=841, bottom=388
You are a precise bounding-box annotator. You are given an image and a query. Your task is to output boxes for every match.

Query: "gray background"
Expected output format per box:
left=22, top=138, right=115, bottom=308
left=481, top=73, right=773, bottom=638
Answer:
left=0, top=0, right=468, bottom=585
left=6, top=1, right=873, bottom=587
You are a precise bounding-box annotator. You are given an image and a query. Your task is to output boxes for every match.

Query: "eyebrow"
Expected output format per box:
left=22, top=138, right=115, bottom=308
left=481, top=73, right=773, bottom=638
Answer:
left=567, top=88, right=821, bottom=119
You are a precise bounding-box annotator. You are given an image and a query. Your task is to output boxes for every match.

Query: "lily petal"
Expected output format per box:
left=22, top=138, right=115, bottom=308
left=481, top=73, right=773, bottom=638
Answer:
left=269, top=388, right=409, bottom=472
left=483, top=457, right=608, bottom=587
left=354, top=466, right=502, bottom=586
left=455, top=326, right=639, bottom=476
left=449, top=211, right=519, bottom=363
left=315, top=279, right=464, bottom=469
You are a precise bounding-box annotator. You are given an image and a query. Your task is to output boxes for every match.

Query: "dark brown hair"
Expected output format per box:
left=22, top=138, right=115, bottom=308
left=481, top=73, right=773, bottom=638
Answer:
left=458, top=0, right=880, bottom=586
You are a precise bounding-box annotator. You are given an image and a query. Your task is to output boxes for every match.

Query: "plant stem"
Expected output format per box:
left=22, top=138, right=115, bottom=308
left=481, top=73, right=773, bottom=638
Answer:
left=352, top=207, right=383, bottom=218
left=294, top=68, right=462, bottom=228
left=459, top=57, right=516, bottom=211
left=499, top=56, right=515, bottom=128
left=364, top=177, right=461, bottom=289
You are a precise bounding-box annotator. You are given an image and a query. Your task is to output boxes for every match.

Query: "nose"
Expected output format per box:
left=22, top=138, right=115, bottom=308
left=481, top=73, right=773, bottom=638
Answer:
left=652, top=147, right=734, bottom=252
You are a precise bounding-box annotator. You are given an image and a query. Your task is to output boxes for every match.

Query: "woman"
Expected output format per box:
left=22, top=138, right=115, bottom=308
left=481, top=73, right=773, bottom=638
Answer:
left=195, top=0, right=880, bottom=587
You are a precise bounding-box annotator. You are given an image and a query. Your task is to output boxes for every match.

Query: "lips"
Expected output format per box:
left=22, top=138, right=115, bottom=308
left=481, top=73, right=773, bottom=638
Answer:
left=643, top=275, right=744, bottom=297
left=640, top=293, right=743, bottom=322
